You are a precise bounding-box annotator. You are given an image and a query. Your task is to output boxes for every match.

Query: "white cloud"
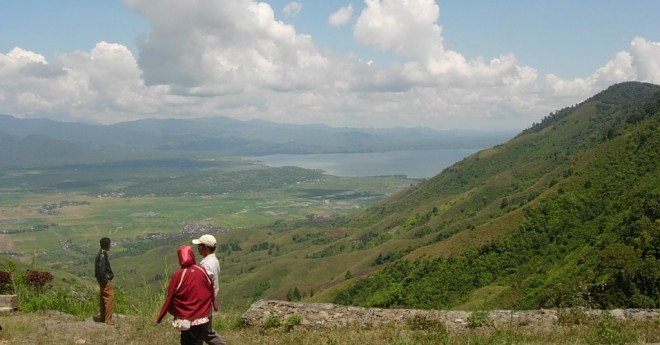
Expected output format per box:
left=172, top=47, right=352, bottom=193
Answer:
left=126, top=0, right=328, bottom=94
left=352, top=0, right=537, bottom=90
left=630, top=37, right=660, bottom=84
left=283, top=1, right=302, bottom=18
left=0, top=42, right=173, bottom=123
left=4, top=47, right=48, bottom=64
left=1, top=0, right=659, bottom=131
left=354, top=0, right=442, bottom=58
left=329, top=5, right=353, bottom=27
left=545, top=37, right=660, bottom=99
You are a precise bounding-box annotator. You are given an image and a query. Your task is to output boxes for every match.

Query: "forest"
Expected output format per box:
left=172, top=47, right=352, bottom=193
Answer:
left=333, top=82, right=660, bottom=310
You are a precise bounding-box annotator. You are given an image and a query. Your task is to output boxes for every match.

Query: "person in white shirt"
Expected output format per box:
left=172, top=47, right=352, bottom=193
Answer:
left=192, top=234, right=226, bottom=345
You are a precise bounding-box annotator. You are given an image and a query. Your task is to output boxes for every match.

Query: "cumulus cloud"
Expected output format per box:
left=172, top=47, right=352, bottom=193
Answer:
left=352, top=0, right=537, bottom=90
left=0, top=43, right=171, bottom=123
left=545, top=37, right=660, bottom=99
left=20, top=62, right=67, bottom=79
left=354, top=0, right=442, bottom=58
left=126, top=0, right=328, bottom=94
left=1, top=0, right=659, bottom=130
left=630, top=37, right=660, bottom=83
left=329, top=5, right=353, bottom=27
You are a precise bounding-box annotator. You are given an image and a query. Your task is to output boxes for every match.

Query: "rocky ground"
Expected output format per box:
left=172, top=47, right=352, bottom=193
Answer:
left=242, top=300, right=660, bottom=330
left=0, top=302, right=659, bottom=345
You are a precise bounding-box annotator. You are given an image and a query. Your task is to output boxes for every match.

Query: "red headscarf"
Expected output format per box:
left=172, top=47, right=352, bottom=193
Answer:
left=156, top=245, right=218, bottom=323
left=178, top=243, right=196, bottom=268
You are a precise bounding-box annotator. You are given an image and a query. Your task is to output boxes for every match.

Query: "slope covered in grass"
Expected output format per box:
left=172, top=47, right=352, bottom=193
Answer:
left=328, top=82, right=660, bottom=309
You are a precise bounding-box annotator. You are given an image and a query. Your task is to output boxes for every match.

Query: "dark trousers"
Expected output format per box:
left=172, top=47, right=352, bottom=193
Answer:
left=180, top=318, right=226, bottom=345
left=202, top=315, right=226, bottom=345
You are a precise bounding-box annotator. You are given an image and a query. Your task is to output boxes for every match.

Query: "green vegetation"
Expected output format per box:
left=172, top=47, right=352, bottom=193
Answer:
left=0, top=82, right=658, bottom=326
left=332, top=82, right=660, bottom=310
left=0, top=308, right=658, bottom=344
left=466, top=310, right=491, bottom=329
left=0, top=265, right=658, bottom=344
left=0, top=155, right=414, bottom=310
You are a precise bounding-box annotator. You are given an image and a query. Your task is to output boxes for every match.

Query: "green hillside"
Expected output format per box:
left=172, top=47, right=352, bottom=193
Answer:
left=326, top=81, right=660, bottom=309
left=136, top=81, right=655, bottom=312
left=149, top=81, right=656, bottom=311
left=1, top=82, right=658, bottom=315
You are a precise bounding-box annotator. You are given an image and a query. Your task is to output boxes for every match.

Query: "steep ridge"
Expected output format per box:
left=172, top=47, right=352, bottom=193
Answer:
left=324, top=82, right=659, bottom=309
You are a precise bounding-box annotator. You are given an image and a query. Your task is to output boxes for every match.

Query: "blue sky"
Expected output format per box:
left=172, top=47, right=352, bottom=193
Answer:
left=1, top=0, right=659, bottom=130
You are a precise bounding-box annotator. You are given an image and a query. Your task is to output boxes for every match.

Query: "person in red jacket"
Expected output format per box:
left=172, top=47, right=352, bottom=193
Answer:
left=157, top=245, right=219, bottom=345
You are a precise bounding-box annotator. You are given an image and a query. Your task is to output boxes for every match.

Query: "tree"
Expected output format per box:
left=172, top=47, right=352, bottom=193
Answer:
left=345, top=270, right=352, bottom=280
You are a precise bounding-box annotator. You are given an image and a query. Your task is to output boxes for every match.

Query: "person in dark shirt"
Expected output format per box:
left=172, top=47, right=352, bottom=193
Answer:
left=94, top=237, right=115, bottom=325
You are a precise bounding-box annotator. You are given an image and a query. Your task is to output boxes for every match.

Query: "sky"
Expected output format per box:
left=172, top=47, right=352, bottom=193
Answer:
left=1, top=0, right=659, bottom=130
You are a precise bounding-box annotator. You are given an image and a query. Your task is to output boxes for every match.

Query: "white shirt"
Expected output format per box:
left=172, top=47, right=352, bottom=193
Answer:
left=199, top=253, right=220, bottom=298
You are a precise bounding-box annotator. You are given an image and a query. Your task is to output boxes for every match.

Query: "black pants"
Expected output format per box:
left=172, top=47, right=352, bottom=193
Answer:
left=180, top=320, right=226, bottom=345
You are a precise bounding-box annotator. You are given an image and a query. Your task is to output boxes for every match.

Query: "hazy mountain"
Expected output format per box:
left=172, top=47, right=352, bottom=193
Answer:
left=0, top=113, right=515, bottom=168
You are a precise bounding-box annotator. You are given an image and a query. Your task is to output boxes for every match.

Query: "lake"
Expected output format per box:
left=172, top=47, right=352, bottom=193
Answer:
left=250, top=149, right=479, bottom=179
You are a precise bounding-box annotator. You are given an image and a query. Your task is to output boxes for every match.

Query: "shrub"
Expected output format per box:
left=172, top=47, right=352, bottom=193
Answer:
left=215, top=312, right=247, bottom=332
left=283, top=314, right=302, bottom=332
left=23, top=270, right=54, bottom=291
left=0, top=271, right=13, bottom=294
left=557, top=308, right=591, bottom=326
left=405, top=314, right=446, bottom=332
left=259, top=314, right=281, bottom=334
left=17, top=283, right=96, bottom=316
left=5, top=268, right=100, bottom=317
left=467, top=310, right=492, bottom=328
left=0, top=260, right=17, bottom=294
left=581, top=311, right=638, bottom=345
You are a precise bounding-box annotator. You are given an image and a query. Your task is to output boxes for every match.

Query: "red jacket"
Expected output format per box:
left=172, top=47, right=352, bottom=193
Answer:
left=157, top=245, right=218, bottom=323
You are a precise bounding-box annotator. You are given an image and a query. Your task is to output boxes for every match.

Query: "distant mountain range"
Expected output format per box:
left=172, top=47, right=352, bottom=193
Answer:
left=0, top=114, right=515, bottom=169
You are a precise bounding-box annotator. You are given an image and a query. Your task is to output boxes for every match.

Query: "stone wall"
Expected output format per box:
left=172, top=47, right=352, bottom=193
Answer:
left=241, top=300, right=660, bottom=329
left=0, top=295, right=18, bottom=313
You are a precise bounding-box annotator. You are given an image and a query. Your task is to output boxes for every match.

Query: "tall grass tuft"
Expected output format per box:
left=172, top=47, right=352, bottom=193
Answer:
left=15, top=279, right=97, bottom=317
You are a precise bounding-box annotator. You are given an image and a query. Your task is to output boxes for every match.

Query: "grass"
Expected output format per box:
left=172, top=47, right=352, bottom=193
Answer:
left=0, top=309, right=658, bottom=345
left=0, top=175, right=411, bottom=245
left=0, top=168, right=414, bottom=310
left=1, top=261, right=658, bottom=345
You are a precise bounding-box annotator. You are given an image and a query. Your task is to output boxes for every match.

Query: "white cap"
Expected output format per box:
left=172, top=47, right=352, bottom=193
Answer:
left=192, top=234, right=217, bottom=247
